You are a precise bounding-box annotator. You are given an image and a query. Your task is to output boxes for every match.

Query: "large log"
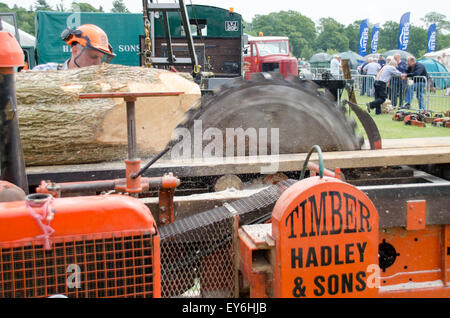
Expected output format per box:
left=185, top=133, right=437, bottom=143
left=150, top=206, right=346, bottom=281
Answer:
left=15, top=64, right=201, bottom=166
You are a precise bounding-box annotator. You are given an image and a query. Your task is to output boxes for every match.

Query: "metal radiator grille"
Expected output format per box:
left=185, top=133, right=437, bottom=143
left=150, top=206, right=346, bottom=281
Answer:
left=159, top=179, right=296, bottom=298
left=0, top=232, right=154, bottom=298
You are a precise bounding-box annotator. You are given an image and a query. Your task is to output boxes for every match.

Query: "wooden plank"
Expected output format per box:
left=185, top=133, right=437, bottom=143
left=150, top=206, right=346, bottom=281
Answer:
left=27, top=147, right=450, bottom=178
left=364, top=137, right=450, bottom=150
left=26, top=140, right=450, bottom=183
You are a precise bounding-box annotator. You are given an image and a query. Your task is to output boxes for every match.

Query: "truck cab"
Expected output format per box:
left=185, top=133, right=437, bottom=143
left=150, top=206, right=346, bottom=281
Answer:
left=243, top=36, right=298, bottom=80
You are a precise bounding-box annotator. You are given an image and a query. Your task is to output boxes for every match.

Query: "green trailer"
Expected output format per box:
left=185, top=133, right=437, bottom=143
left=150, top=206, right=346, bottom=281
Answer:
left=35, top=11, right=144, bottom=66
left=34, top=5, right=243, bottom=77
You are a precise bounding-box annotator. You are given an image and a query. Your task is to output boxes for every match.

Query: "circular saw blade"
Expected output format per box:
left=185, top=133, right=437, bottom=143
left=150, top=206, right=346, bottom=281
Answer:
left=169, top=73, right=363, bottom=157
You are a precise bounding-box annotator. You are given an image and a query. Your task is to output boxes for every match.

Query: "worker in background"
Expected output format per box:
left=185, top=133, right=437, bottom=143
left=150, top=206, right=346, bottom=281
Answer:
left=403, top=56, right=429, bottom=110
left=358, top=59, right=370, bottom=96
left=330, top=54, right=342, bottom=79
left=390, top=53, right=408, bottom=108
left=366, top=59, right=406, bottom=115
left=363, top=57, right=381, bottom=97
left=32, top=24, right=115, bottom=71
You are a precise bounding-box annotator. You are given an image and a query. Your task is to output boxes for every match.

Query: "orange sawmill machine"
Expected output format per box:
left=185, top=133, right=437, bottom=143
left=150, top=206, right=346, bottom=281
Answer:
left=1, top=26, right=450, bottom=299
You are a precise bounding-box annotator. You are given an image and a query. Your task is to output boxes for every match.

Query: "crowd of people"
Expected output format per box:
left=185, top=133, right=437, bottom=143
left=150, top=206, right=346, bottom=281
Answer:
left=35, top=23, right=432, bottom=117
left=358, top=54, right=429, bottom=115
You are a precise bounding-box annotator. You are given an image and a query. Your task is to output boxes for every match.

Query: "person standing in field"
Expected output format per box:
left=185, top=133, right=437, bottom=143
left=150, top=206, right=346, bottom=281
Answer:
left=366, top=59, right=406, bottom=115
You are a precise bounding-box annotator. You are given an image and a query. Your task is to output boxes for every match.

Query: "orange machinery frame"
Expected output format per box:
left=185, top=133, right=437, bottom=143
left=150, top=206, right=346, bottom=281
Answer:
left=238, top=177, right=450, bottom=298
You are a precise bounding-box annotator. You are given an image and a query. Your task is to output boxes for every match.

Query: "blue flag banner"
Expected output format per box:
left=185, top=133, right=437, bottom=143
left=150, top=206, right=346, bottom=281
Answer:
left=371, top=23, right=380, bottom=54
left=398, top=12, right=411, bottom=51
left=427, top=23, right=436, bottom=53
left=358, top=19, right=369, bottom=56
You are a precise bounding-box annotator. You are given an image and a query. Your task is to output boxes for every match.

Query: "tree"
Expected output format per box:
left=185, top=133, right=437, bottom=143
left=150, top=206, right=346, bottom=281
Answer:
left=421, top=12, right=450, bottom=32
left=345, top=20, right=363, bottom=53
left=407, top=25, right=428, bottom=58
left=377, top=21, right=398, bottom=52
left=111, top=0, right=129, bottom=13
left=0, top=3, right=36, bottom=34
left=34, top=0, right=52, bottom=11
left=71, top=2, right=103, bottom=12
left=0, top=2, right=10, bottom=11
left=315, top=18, right=349, bottom=53
left=56, top=0, right=66, bottom=12
left=250, top=10, right=317, bottom=58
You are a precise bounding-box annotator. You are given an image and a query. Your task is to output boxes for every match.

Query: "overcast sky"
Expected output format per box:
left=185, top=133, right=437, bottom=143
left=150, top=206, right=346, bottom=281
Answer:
left=2, top=0, right=449, bottom=27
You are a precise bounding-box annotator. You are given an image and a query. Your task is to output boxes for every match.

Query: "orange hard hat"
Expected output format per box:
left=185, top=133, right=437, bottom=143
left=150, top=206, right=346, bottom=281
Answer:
left=61, top=24, right=115, bottom=57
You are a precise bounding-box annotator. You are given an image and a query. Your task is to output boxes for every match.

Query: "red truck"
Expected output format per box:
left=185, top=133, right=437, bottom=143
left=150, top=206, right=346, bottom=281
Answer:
left=243, top=36, right=298, bottom=80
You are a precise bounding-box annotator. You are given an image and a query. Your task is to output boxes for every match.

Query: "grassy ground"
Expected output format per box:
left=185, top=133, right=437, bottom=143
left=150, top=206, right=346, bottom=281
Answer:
left=340, top=91, right=450, bottom=140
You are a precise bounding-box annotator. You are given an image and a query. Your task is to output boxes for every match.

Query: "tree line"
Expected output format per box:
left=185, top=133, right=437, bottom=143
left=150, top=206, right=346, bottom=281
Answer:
left=0, top=0, right=129, bottom=34
left=2, top=2, right=449, bottom=60
left=245, top=10, right=450, bottom=59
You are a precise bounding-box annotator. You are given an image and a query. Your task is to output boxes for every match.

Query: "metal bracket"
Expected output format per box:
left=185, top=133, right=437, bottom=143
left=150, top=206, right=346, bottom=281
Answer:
left=406, top=200, right=426, bottom=230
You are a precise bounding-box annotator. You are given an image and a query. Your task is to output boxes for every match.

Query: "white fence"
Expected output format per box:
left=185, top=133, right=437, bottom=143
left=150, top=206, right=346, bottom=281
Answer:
left=303, top=70, right=450, bottom=113
left=425, top=73, right=450, bottom=113
left=351, top=73, right=450, bottom=113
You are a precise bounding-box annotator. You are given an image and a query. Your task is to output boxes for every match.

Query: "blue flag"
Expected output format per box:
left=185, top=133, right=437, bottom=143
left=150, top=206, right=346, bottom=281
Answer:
left=398, top=12, right=411, bottom=51
left=427, top=23, right=436, bottom=53
left=358, top=19, right=369, bottom=56
left=371, top=23, right=380, bottom=54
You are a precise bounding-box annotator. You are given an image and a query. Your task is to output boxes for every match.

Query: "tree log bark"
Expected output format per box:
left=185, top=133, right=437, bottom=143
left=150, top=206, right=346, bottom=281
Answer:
left=15, top=64, right=201, bottom=166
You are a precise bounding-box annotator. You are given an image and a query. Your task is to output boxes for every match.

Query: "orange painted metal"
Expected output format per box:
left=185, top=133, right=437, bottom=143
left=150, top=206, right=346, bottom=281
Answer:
left=271, top=177, right=379, bottom=298
left=307, top=162, right=344, bottom=180
left=410, top=120, right=426, bottom=127
left=36, top=174, right=180, bottom=227
left=0, top=31, right=24, bottom=68
left=159, top=174, right=181, bottom=189
left=243, top=177, right=449, bottom=298
left=445, top=225, right=450, bottom=287
left=158, top=188, right=175, bottom=225
left=373, top=139, right=382, bottom=150
left=37, top=175, right=181, bottom=197
left=153, top=234, right=161, bottom=298
left=378, top=225, right=450, bottom=297
left=406, top=200, right=426, bottom=230
left=0, top=195, right=156, bottom=247
left=125, top=159, right=142, bottom=193
left=0, top=194, right=159, bottom=298
left=238, top=227, right=272, bottom=298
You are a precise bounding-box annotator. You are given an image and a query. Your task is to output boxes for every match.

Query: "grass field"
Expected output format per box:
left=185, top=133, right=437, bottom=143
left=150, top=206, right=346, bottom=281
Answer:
left=340, top=90, right=450, bottom=140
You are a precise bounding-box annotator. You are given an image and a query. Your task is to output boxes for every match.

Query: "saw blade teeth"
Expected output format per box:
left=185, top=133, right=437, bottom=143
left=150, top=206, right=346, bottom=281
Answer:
left=165, top=72, right=363, bottom=153
left=302, top=80, right=319, bottom=91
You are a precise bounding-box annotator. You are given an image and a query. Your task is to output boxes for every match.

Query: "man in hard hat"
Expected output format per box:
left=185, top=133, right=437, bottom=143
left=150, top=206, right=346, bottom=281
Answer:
left=33, top=24, right=115, bottom=71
